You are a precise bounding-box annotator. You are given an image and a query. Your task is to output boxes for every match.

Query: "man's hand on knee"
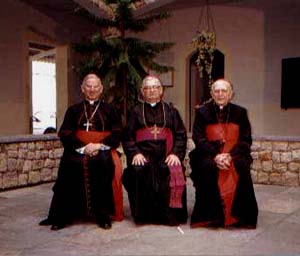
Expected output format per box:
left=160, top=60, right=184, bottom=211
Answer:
left=132, top=153, right=147, bottom=166
left=165, top=154, right=181, bottom=166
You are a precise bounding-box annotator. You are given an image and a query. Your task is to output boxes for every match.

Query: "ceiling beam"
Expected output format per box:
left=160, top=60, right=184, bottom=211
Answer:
left=72, top=0, right=108, bottom=18
left=134, top=0, right=177, bottom=17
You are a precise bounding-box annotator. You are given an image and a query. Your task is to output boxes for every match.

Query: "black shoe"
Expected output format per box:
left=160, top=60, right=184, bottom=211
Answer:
left=229, top=221, right=256, bottom=229
left=164, top=211, right=179, bottom=226
left=50, top=223, right=66, bottom=231
left=97, top=216, right=112, bottom=230
left=39, top=218, right=52, bottom=226
left=165, top=217, right=179, bottom=226
left=206, top=221, right=223, bottom=229
left=134, top=217, right=144, bottom=225
left=99, top=221, right=112, bottom=230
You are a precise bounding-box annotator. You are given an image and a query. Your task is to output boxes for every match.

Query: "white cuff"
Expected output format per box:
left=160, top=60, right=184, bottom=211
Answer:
left=76, top=146, right=86, bottom=154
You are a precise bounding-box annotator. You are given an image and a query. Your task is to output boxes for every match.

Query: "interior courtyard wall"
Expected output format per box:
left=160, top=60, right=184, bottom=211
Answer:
left=1, top=1, right=299, bottom=137
left=263, top=8, right=300, bottom=136
left=139, top=5, right=264, bottom=134
left=0, top=0, right=79, bottom=136
left=0, top=1, right=32, bottom=135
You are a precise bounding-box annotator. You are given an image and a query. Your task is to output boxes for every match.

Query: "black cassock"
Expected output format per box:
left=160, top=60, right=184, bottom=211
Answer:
left=122, top=101, right=188, bottom=225
left=189, top=101, right=258, bottom=228
left=44, top=99, right=122, bottom=225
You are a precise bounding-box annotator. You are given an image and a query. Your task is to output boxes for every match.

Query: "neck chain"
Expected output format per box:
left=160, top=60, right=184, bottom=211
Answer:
left=214, top=103, right=230, bottom=145
left=83, top=101, right=101, bottom=131
left=142, top=101, right=166, bottom=140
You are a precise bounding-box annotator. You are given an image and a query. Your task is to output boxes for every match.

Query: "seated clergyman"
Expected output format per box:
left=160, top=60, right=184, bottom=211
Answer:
left=122, top=75, right=188, bottom=226
left=189, top=78, right=258, bottom=228
left=39, top=73, right=123, bottom=230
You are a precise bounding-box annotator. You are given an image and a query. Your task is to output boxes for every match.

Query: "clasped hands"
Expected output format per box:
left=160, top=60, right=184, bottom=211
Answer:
left=84, top=143, right=105, bottom=157
left=214, top=153, right=232, bottom=170
left=132, top=153, right=181, bottom=166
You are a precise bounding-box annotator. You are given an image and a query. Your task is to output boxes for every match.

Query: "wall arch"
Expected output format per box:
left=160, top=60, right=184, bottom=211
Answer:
left=187, top=49, right=225, bottom=131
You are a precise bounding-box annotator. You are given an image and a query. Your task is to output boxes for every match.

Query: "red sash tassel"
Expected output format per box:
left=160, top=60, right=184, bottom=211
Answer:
left=206, top=123, right=239, bottom=226
left=76, top=130, right=123, bottom=221
left=136, top=127, right=185, bottom=208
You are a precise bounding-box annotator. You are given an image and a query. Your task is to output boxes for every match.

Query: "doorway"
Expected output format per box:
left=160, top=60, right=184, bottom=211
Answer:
left=188, top=49, right=224, bottom=131
left=29, top=43, right=57, bottom=134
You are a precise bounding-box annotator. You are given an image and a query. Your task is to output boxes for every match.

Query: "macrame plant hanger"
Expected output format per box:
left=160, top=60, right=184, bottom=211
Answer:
left=193, top=0, right=216, bottom=87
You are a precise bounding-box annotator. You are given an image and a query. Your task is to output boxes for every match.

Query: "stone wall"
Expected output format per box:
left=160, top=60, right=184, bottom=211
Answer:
left=0, top=134, right=300, bottom=191
left=0, top=135, right=62, bottom=190
left=183, top=135, right=300, bottom=187
left=250, top=137, right=300, bottom=186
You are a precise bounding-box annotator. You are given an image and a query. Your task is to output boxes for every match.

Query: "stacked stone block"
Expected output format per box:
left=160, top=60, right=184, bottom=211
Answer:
left=1, top=135, right=300, bottom=191
left=0, top=136, right=62, bottom=191
left=251, top=140, right=300, bottom=186
left=184, top=137, right=300, bottom=186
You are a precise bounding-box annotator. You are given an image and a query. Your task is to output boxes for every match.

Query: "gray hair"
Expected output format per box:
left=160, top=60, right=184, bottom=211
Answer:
left=81, top=73, right=102, bottom=87
left=211, top=78, right=233, bottom=91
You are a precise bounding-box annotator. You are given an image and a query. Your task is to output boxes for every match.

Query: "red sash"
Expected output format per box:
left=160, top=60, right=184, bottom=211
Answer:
left=206, top=123, right=239, bottom=226
left=136, top=127, right=185, bottom=208
left=76, top=130, right=123, bottom=221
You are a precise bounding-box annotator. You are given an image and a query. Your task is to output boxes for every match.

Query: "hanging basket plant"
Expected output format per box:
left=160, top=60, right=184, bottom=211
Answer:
left=192, top=1, right=216, bottom=85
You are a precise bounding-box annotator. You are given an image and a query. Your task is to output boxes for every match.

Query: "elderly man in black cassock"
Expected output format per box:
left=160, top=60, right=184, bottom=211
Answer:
left=122, top=75, right=187, bottom=226
left=189, top=78, right=258, bottom=229
left=39, top=73, right=123, bottom=230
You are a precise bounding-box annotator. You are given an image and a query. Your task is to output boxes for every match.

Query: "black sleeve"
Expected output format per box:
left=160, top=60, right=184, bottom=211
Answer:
left=230, top=108, right=252, bottom=158
left=169, top=106, right=187, bottom=161
left=191, top=108, right=220, bottom=159
left=102, top=104, right=122, bottom=149
left=122, top=107, right=142, bottom=163
left=229, top=108, right=253, bottom=174
left=58, top=106, right=84, bottom=150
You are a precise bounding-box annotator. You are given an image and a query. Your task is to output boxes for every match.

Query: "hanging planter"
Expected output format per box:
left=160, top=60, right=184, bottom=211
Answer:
left=192, top=0, right=216, bottom=85
left=192, top=30, right=216, bottom=78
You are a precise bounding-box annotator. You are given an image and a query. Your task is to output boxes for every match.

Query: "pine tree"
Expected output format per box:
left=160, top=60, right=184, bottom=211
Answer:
left=74, top=0, right=175, bottom=124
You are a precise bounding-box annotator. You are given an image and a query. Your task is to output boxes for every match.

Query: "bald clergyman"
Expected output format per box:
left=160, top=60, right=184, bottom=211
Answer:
left=189, top=78, right=258, bottom=229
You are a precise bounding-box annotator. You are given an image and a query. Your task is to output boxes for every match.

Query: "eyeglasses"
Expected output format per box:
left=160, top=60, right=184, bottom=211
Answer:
left=84, top=85, right=101, bottom=90
left=143, top=85, right=161, bottom=91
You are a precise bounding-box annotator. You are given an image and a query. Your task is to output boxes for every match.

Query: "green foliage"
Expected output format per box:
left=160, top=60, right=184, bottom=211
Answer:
left=73, top=0, right=174, bottom=123
left=192, top=30, right=216, bottom=85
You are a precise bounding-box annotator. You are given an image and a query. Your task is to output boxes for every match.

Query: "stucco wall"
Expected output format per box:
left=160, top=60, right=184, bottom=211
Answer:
left=263, top=8, right=300, bottom=136
left=1, top=2, right=299, bottom=137
left=0, top=0, right=83, bottom=136
left=139, top=6, right=265, bottom=134
left=0, top=0, right=58, bottom=135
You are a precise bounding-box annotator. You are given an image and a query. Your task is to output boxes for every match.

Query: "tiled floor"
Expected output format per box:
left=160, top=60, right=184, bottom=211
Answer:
left=0, top=178, right=300, bottom=256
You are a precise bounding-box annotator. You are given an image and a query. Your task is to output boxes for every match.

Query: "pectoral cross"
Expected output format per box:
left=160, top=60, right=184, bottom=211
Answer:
left=150, top=125, right=160, bottom=140
left=83, top=120, right=93, bottom=131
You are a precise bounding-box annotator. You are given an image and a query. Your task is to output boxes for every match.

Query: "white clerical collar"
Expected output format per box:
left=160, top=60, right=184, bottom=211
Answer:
left=86, top=99, right=100, bottom=105
left=145, top=100, right=160, bottom=107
